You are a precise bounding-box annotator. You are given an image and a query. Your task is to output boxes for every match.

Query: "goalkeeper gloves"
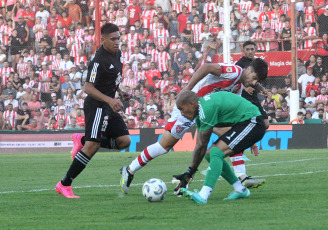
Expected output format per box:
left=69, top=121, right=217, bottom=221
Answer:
left=172, top=167, right=197, bottom=196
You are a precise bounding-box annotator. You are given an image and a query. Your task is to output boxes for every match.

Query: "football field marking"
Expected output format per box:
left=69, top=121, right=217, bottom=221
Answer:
left=0, top=157, right=327, bottom=194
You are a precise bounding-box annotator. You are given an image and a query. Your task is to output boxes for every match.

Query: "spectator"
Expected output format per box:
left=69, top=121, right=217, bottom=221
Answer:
left=316, top=6, right=328, bottom=37
left=135, top=117, right=149, bottom=128
left=261, top=90, right=277, bottom=118
left=128, top=0, right=142, bottom=26
left=316, top=86, right=328, bottom=105
left=64, top=0, right=82, bottom=27
left=298, top=66, right=315, bottom=98
left=289, top=111, right=305, bottom=124
left=169, top=10, right=179, bottom=38
left=60, top=11, right=73, bottom=29
left=9, top=29, right=24, bottom=69
left=69, top=65, right=82, bottom=91
left=305, top=76, right=321, bottom=97
left=262, top=24, right=279, bottom=51
left=17, top=118, right=40, bottom=130
left=177, top=6, right=189, bottom=34
left=304, top=54, right=316, bottom=69
left=305, top=88, right=318, bottom=114
left=248, top=3, right=261, bottom=34
left=36, top=4, right=50, bottom=26
left=19, top=87, right=33, bottom=106
left=127, top=115, right=136, bottom=128
left=65, top=117, right=81, bottom=129
left=303, top=19, right=317, bottom=50
left=4, top=92, right=19, bottom=111
left=271, top=85, right=284, bottom=108
left=201, top=34, right=217, bottom=57
left=28, top=94, right=41, bottom=118
left=280, top=19, right=291, bottom=51
left=270, top=108, right=287, bottom=123
left=280, top=99, right=289, bottom=119
left=299, top=98, right=307, bottom=114
left=47, top=75, right=61, bottom=99
left=40, top=101, right=50, bottom=118
left=2, top=103, right=18, bottom=130
left=321, top=74, right=328, bottom=88
left=315, top=33, right=328, bottom=67
left=313, top=56, right=326, bottom=78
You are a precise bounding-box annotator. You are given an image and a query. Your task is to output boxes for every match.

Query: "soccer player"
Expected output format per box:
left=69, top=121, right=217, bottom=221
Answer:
left=120, top=58, right=268, bottom=194
left=177, top=90, right=266, bottom=203
left=55, top=23, right=131, bottom=198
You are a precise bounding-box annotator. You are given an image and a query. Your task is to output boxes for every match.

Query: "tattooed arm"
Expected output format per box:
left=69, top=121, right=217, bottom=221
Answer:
left=189, top=127, right=213, bottom=170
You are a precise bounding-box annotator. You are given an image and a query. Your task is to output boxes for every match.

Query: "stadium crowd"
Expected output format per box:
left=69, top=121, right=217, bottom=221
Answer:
left=0, top=0, right=328, bottom=130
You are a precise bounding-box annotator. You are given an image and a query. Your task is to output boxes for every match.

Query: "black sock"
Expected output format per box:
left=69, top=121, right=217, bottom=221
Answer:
left=100, top=137, right=118, bottom=149
left=61, top=151, right=91, bottom=186
left=81, top=136, right=85, bottom=146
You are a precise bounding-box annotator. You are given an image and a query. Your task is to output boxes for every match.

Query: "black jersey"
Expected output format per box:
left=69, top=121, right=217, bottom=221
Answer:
left=86, top=45, right=123, bottom=99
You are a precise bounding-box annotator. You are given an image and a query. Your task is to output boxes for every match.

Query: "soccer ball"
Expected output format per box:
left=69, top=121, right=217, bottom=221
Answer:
left=142, top=178, right=167, bottom=202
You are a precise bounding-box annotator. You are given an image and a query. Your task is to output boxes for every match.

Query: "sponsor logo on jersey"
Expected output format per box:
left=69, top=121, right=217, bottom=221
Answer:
left=176, top=125, right=184, bottom=134
left=226, top=67, right=233, bottom=73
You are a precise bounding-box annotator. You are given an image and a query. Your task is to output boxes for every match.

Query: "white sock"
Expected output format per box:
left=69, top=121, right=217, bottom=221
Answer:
left=230, top=153, right=246, bottom=178
left=129, top=142, right=167, bottom=174
left=198, top=186, right=212, bottom=201
left=232, top=181, right=245, bottom=193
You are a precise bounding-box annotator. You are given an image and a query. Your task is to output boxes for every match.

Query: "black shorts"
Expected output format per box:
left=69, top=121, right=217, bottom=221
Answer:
left=84, top=96, right=129, bottom=142
left=216, top=116, right=266, bottom=155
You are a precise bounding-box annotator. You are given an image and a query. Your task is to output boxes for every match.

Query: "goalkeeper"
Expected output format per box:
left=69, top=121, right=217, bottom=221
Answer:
left=176, top=91, right=266, bottom=203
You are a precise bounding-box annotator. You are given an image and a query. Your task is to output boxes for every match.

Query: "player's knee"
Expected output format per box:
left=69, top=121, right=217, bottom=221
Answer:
left=116, top=135, right=131, bottom=150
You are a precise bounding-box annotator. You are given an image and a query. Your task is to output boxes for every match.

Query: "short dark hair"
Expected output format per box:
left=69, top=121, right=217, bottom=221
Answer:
left=249, top=58, right=268, bottom=81
left=101, top=23, right=119, bottom=35
left=243, top=40, right=256, bottom=48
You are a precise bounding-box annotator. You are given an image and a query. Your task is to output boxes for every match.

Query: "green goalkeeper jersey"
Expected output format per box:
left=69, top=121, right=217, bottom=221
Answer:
left=195, top=91, right=261, bottom=131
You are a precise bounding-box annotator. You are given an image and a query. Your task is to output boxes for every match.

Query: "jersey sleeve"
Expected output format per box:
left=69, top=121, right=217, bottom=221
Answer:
left=86, top=57, right=101, bottom=84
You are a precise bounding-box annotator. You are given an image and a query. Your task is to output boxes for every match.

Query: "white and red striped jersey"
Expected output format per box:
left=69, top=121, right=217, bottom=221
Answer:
left=258, top=12, right=270, bottom=29
left=0, top=23, right=6, bottom=44
left=147, top=115, right=156, bottom=123
left=192, top=64, right=243, bottom=97
left=251, top=32, right=266, bottom=51
left=303, top=27, right=317, bottom=49
left=106, top=10, right=117, bottom=20
left=258, top=2, right=265, bottom=12
left=125, top=106, right=134, bottom=115
left=135, top=70, right=146, bottom=81
left=184, top=0, right=195, bottom=12
left=121, top=51, right=131, bottom=65
left=125, top=33, right=139, bottom=53
left=239, top=23, right=250, bottom=36
left=157, top=51, right=171, bottom=72
left=63, top=94, right=77, bottom=110
left=0, top=0, right=5, bottom=7
left=269, top=11, right=282, bottom=32
left=155, top=80, right=169, bottom=92
left=316, top=94, right=328, bottom=102
left=203, top=2, right=217, bottom=20
left=33, top=23, right=45, bottom=42
left=17, top=62, right=28, bottom=78
left=1, top=75, right=7, bottom=85
left=49, top=59, right=60, bottom=73
left=47, top=55, right=57, bottom=62
left=139, top=35, right=153, bottom=53
left=147, top=49, right=159, bottom=62
left=67, top=36, right=84, bottom=57
left=3, top=25, right=13, bottom=46
left=0, top=67, right=14, bottom=78
left=321, top=82, right=328, bottom=89
left=75, top=28, right=85, bottom=38
left=238, top=0, right=253, bottom=15
left=115, top=16, right=128, bottom=27
left=191, top=23, right=204, bottom=43
left=217, top=7, right=225, bottom=25
left=276, top=22, right=285, bottom=33
left=142, top=61, right=151, bottom=70
left=304, top=6, right=315, bottom=23
left=150, top=22, right=160, bottom=35
left=170, top=42, right=184, bottom=58
left=122, top=77, right=138, bottom=87
left=3, top=110, right=17, bottom=128
left=55, top=114, right=71, bottom=125
left=141, top=9, right=157, bottom=29
left=153, top=29, right=169, bottom=47
left=281, top=3, right=290, bottom=14
left=74, top=56, right=88, bottom=66
left=29, top=80, right=42, bottom=100
left=39, top=70, right=53, bottom=93
left=171, top=1, right=182, bottom=14
left=28, top=54, right=39, bottom=65
left=54, top=28, right=69, bottom=38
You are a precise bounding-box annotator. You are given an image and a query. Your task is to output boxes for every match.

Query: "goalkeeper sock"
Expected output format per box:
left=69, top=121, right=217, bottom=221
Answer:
left=198, top=186, right=212, bottom=201
left=230, top=152, right=246, bottom=178
left=129, top=142, right=167, bottom=174
left=221, top=157, right=239, bottom=185
left=61, top=151, right=90, bottom=186
left=203, top=147, right=225, bottom=189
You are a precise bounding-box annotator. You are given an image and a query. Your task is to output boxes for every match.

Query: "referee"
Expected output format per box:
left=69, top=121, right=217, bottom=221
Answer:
left=56, top=23, right=131, bottom=198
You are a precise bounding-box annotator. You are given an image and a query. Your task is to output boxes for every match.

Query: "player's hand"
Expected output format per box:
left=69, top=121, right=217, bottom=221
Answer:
left=172, top=167, right=197, bottom=196
left=244, top=86, right=255, bottom=95
left=250, top=143, right=259, bottom=156
left=108, top=98, right=123, bottom=112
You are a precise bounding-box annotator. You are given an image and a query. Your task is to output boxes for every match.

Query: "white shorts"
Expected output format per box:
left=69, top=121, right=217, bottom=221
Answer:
left=165, top=105, right=195, bottom=139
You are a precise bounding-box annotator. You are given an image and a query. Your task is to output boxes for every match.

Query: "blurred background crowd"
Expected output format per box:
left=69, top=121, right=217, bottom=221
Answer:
left=0, top=0, right=328, bottom=130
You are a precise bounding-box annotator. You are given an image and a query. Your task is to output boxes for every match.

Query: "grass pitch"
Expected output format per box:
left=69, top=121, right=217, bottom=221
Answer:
left=1, top=149, right=328, bottom=230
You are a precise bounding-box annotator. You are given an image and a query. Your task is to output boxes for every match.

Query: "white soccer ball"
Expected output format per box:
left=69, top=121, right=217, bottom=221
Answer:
left=142, top=178, right=167, bottom=202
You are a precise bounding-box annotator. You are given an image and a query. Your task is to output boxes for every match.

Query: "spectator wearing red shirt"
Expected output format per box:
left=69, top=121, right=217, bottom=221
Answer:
left=47, top=16, right=58, bottom=38
left=23, top=6, right=35, bottom=32
left=177, top=6, right=189, bottom=34
left=146, top=62, right=161, bottom=88
left=314, top=33, right=328, bottom=67
left=128, top=0, right=142, bottom=26
left=163, top=77, right=181, bottom=93
left=75, top=109, right=85, bottom=127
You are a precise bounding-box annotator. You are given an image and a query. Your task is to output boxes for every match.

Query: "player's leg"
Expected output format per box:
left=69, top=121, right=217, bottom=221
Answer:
left=182, top=117, right=266, bottom=203
left=56, top=101, right=103, bottom=198
left=121, top=113, right=193, bottom=194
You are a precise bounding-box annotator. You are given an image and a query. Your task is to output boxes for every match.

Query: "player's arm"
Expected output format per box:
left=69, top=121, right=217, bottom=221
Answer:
left=184, top=63, right=221, bottom=91
left=189, top=127, right=213, bottom=169
left=85, top=82, right=123, bottom=112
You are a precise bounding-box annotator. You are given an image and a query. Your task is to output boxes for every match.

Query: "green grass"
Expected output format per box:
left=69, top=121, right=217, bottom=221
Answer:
left=1, top=149, right=328, bottom=230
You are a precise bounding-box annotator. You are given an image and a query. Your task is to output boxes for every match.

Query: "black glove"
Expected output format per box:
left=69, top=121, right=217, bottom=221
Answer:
left=172, top=167, right=197, bottom=196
